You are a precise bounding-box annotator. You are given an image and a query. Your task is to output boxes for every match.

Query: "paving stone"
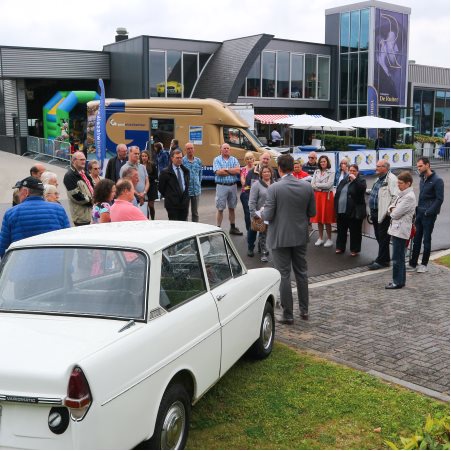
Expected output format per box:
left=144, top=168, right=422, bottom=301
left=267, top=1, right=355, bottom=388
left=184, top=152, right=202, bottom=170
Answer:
left=277, top=262, right=450, bottom=395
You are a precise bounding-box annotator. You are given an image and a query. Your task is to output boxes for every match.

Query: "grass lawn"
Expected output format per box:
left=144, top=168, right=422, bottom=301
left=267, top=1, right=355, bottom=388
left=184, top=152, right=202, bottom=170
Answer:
left=434, top=254, right=450, bottom=268
left=187, top=343, right=449, bottom=450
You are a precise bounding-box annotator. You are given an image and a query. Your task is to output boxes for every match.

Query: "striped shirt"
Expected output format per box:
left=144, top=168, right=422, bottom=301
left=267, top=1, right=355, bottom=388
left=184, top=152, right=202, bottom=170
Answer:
left=369, top=173, right=388, bottom=210
left=213, top=155, right=239, bottom=184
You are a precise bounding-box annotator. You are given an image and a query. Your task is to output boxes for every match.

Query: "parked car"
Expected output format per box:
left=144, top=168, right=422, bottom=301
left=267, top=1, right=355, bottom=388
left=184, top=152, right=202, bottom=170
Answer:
left=157, top=81, right=183, bottom=96
left=0, top=221, right=280, bottom=450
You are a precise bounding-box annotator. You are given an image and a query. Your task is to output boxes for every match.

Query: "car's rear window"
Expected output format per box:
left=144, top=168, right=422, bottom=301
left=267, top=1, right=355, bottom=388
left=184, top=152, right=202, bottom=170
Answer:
left=0, top=247, right=147, bottom=320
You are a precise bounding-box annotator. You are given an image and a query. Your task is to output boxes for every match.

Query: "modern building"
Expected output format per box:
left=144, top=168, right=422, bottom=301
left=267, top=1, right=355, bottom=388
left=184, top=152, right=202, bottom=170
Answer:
left=0, top=0, right=448, bottom=154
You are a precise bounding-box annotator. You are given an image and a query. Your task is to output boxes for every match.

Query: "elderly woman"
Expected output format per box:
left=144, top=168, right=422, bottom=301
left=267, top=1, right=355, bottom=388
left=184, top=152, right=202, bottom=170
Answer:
left=386, top=171, right=417, bottom=289
left=248, top=166, right=274, bottom=263
left=334, top=164, right=367, bottom=256
left=88, top=160, right=102, bottom=185
left=41, top=171, right=58, bottom=187
left=311, top=155, right=336, bottom=247
left=43, top=185, right=60, bottom=203
left=334, top=158, right=350, bottom=187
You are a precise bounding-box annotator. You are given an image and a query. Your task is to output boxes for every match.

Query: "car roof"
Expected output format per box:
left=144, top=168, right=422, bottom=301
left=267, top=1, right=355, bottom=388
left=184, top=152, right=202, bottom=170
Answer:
left=9, top=221, right=221, bottom=254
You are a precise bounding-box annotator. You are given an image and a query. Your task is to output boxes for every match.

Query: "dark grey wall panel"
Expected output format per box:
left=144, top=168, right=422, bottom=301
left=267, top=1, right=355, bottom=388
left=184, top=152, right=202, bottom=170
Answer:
left=325, top=13, right=340, bottom=46
left=0, top=80, right=5, bottom=135
left=104, top=37, right=145, bottom=98
left=148, top=36, right=220, bottom=54
left=239, top=96, right=333, bottom=112
left=0, top=47, right=109, bottom=79
left=3, top=79, right=17, bottom=136
left=16, top=79, right=28, bottom=136
left=193, top=34, right=273, bottom=103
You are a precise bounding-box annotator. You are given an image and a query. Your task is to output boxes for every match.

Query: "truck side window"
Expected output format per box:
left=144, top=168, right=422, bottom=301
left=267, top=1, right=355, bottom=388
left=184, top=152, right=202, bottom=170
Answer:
left=223, top=127, right=255, bottom=151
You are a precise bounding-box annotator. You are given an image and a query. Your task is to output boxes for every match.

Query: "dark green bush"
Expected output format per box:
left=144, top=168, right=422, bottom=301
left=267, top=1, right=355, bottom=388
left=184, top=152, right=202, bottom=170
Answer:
left=323, top=134, right=373, bottom=152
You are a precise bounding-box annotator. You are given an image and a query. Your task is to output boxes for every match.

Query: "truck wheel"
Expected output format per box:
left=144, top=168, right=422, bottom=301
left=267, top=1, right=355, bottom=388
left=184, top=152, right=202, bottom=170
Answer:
left=146, top=383, right=191, bottom=450
left=250, top=301, right=274, bottom=359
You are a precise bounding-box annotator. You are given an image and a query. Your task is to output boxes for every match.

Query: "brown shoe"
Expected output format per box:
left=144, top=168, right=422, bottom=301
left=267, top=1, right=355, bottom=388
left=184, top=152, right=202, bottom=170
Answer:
left=229, top=227, right=243, bottom=236
left=277, top=316, right=294, bottom=325
left=300, top=313, right=309, bottom=321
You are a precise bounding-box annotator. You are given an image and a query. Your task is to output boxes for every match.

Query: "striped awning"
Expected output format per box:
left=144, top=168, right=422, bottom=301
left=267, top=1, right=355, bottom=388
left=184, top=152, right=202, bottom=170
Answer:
left=254, top=114, right=290, bottom=124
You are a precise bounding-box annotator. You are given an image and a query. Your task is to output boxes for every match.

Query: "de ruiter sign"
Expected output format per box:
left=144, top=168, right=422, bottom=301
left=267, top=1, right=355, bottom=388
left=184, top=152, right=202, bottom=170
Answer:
left=373, top=8, right=408, bottom=107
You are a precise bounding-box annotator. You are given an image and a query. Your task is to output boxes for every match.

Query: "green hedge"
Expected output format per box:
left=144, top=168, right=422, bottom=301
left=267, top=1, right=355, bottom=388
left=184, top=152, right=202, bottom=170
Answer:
left=323, top=134, right=374, bottom=151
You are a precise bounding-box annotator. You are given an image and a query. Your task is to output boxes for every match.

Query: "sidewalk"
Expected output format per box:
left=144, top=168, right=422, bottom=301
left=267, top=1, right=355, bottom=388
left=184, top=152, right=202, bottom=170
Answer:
left=276, top=253, right=450, bottom=401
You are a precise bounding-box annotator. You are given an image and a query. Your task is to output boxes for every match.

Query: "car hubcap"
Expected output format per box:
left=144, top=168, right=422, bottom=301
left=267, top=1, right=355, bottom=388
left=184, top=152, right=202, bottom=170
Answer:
left=161, top=401, right=186, bottom=450
left=262, top=312, right=273, bottom=350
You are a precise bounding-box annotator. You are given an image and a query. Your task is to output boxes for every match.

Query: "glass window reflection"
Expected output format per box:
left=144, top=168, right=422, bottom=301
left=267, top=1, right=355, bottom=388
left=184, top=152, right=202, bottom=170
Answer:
left=350, top=10, right=360, bottom=52
left=340, top=12, right=350, bottom=53
left=150, top=51, right=166, bottom=98
left=262, top=52, right=276, bottom=97
left=360, top=9, right=369, bottom=50
left=305, top=54, right=317, bottom=99
left=290, top=54, right=304, bottom=99
left=277, top=51, right=290, bottom=98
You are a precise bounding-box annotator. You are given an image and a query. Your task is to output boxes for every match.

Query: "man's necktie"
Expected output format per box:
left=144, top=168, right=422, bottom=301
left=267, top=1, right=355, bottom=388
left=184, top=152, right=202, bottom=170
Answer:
left=176, top=166, right=183, bottom=190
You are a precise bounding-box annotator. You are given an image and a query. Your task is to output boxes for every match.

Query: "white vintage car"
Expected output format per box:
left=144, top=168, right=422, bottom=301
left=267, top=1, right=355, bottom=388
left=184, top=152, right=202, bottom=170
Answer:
left=0, top=221, right=280, bottom=450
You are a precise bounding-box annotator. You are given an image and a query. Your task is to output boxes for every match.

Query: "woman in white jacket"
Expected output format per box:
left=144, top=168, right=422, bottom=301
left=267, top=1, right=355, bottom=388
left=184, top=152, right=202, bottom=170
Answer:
left=386, top=171, right=417, bottom=289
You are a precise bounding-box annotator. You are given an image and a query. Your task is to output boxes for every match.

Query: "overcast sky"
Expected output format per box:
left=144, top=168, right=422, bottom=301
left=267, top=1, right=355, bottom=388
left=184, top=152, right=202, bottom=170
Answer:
left=1, top=0, right=449, bottom=67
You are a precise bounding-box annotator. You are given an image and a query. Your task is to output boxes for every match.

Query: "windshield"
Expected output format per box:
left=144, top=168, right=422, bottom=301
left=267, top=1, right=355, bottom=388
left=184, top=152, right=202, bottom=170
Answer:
left=0, top=247, right=148, bottom=320
left=244, top=128, right=265, bottom=147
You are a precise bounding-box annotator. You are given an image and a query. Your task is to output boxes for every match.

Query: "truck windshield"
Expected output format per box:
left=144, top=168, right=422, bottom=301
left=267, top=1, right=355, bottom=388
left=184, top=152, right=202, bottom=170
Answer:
left=0, top=247, right=147, bottom=320
left=244, top=128, right=265, bottom=147
left=223, top=127, right=265, bottom=151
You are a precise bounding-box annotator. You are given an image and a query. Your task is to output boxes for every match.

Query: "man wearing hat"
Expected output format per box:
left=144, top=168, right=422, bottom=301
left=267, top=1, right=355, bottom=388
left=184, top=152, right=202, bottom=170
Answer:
left=0, top=177, right=70, bottom=258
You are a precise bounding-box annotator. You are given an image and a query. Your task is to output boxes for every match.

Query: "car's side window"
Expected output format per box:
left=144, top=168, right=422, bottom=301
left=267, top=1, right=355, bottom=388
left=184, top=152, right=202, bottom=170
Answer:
left=200, top=234, right=232, bottom=289
left=226, top=241, right=243, bottom=278
left=160, top=238, right=207, bottom=310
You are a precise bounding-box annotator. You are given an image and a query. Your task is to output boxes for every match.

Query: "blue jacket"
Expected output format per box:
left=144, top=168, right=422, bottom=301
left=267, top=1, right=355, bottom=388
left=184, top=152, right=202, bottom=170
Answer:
left=417, top=171, right=444, bottom=216
left=0, top=196, right=70, bottom=257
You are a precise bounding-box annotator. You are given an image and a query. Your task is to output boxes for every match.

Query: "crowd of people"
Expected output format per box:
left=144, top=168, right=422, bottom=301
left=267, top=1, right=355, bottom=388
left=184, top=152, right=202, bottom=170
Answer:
left=0, top=144, right=445, bottom=323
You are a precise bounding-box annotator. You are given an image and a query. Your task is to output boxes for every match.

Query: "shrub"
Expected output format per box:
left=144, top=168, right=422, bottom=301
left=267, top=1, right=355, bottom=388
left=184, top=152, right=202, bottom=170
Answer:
left=323, top=134, right=373, bottom=152
left=386, top=414, right=450, bottom=450
left=414, top=134, right=444, bottom=145
left=394, top=143, right=416, bottom=150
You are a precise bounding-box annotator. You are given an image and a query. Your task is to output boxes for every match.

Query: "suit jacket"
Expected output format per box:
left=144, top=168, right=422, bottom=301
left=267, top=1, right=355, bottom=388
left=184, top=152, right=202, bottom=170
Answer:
left=105, top=156, right=127, bottom=182
left=158, top=164, right=190, bottom=210
left=262, top=174, right=316, bottom=249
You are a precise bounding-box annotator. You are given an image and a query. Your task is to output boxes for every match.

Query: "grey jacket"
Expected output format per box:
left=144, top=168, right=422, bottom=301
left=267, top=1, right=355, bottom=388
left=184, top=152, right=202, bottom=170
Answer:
left=249, top=180, right=270, bottom=217
left=262, top=174, right=316, bottom=249
left=388, top=187, right=417, bottom=240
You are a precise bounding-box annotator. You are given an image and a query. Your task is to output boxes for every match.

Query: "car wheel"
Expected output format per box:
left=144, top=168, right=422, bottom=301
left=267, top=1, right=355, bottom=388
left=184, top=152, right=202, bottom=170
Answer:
left=250, top=301, right=274, bottom=359
left=145, top=383, right=191, bottom=450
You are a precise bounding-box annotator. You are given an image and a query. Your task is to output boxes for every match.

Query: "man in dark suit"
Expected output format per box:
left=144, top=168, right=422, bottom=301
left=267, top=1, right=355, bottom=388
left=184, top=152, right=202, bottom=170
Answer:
left=158, top=149, right=190, bottom=221
left=104, top=143, right=128, bottom=182
left=262, top=154, right=316, bottom=325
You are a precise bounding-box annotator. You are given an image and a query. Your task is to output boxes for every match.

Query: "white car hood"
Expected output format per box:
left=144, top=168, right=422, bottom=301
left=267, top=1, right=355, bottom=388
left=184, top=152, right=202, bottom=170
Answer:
left=0, top=313, right=139, bottom=396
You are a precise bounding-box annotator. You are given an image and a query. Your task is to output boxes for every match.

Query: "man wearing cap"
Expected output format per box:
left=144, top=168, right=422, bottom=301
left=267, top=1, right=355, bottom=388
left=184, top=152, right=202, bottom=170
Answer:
left=0, top=177, right=70, bottom=258
left=63, top=151, right=94, bottom=226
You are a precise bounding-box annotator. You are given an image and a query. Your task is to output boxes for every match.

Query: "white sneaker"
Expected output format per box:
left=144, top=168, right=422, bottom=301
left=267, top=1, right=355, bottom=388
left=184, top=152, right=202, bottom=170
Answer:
left=416, top=264, right=428, bottom=273
left=324, top=239, right=334, bottom=248
left=315, top=238, right=324, bottom=246
left=406, top=265, right=417, bottom=272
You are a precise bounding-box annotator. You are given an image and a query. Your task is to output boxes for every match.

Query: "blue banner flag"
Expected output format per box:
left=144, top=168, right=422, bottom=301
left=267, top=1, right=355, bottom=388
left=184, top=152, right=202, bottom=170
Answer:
left=367, top=85, right=379, bottom=140
left=95, top=78, right=106, bottom=169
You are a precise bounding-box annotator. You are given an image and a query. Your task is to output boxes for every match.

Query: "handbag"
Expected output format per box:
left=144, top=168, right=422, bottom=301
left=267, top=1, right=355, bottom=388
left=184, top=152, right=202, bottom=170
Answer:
left=251, top=216, right=267, bottom=233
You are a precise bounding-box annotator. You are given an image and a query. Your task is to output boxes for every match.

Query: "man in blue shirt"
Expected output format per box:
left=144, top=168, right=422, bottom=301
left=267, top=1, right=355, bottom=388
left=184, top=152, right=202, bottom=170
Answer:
left=182, top=142, right=203, bottom=222
left=407, top=157, right=444, bottom=273
left=0, top=177, right=70, bottom=258
left=213, top=144, right=243, bottom=235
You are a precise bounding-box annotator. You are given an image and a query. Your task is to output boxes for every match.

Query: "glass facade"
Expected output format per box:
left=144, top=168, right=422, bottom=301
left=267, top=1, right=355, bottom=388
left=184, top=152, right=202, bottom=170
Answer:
left=149, top=49, right=209, bottom=98
left=241, top=51, right=330, bottom=100
left=412, top=88, right=450, bottom=136
left=338, top=8, right=370, bottom=119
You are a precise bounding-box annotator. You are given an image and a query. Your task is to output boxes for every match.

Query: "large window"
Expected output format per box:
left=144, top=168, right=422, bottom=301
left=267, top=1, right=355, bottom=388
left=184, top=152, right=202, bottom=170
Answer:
left=349, top=53, right=359, bottom=104
left=246, top=55, right=261, bottom=97
left=360, top=9, right=369, bottom=50
left=277, top=51, right=290, bottom=98
left=241, top=51, right=329, bottom=100
left=350, top=10, right=360, bottom=52
left=262, top=52, right=276, bottom=97
left=150, top=49, right=207, bottom=98
left=304, top=54, right=317, bottom=98
left=318, top=57, right=330, bottom=100
left=290, top=53, right=304, bottom=98
left=340, top=12, right=350, bottom=53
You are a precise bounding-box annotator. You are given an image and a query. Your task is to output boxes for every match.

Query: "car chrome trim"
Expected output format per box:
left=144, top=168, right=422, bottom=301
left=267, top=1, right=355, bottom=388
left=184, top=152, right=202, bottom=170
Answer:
left=101, top=322, right=222, bottom=407
left=0, top=394, right=63, bottom=405
left=148, top=307, right=166, bottom=320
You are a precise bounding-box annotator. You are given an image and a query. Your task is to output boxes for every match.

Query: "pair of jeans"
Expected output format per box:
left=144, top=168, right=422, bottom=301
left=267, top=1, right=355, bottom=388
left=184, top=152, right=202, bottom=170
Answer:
left=391, top=236, right=407, bottom=286
left=409, top=211, right=437, bottom=267
left=370, top=211, right=391, bottom=265
left=240, top=191, right=251, bottom=231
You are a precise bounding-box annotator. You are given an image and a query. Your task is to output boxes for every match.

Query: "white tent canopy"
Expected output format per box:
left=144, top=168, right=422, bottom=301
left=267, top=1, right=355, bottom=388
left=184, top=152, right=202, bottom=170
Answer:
left=340, top=116, right=413, bottom=129
left=275, top=114, right=354, bottom=131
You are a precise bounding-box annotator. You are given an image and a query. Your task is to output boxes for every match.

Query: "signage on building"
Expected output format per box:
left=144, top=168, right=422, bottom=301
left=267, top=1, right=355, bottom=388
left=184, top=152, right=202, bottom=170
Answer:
left=373, top=8, right=408, bottom=107
left=189, top=126, right=203, bottom=145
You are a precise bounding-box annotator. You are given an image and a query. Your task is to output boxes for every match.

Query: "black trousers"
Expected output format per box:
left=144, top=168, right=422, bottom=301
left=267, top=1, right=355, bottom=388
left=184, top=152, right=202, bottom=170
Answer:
left=370, top=211, right=391, bottom=265
left=336, top=214, right=364, bottom=253
left=166, top=208, right=188, bottom=221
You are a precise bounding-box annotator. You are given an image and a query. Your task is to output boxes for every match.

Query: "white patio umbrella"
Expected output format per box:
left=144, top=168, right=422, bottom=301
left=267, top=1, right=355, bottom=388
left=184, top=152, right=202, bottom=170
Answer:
left=340, top=115, right=413, bottom=129
left=275, top=114, right=354, bottom=148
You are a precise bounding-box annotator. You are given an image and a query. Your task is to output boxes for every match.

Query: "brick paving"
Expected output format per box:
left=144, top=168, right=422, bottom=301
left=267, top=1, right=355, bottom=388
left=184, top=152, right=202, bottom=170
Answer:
left=276, top=262, right=450, bottom=399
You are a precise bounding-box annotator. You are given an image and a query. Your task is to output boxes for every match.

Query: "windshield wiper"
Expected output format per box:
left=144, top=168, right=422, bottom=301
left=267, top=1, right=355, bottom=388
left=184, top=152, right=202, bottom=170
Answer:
left=118, top=320, right=136, bottom=333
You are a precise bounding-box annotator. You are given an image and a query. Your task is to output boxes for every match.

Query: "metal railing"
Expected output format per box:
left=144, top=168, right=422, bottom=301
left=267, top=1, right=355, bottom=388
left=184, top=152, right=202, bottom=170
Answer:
left=412, top=143, right=449, bottom=166
left=24, top=137, right=72, bottom=166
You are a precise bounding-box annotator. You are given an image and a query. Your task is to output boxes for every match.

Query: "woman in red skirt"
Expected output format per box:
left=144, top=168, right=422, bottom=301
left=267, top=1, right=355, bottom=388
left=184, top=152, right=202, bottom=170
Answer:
left=311, top=155, right=336, bottom=247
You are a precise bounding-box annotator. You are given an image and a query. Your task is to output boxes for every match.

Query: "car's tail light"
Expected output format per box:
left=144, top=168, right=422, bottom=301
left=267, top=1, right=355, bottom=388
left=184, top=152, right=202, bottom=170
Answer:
left=64, top=366, right=92, bottom=421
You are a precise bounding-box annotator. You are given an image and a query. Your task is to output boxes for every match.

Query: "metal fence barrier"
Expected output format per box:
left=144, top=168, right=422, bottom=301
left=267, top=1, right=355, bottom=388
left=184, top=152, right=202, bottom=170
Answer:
left=412, top=143, right=449, bottom=166
left=24, top=136, right=72, bottom=166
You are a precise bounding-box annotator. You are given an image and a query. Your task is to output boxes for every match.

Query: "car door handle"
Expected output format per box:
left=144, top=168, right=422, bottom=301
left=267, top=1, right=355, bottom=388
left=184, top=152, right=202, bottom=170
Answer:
left=216, top=293, right=226, bottom=301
